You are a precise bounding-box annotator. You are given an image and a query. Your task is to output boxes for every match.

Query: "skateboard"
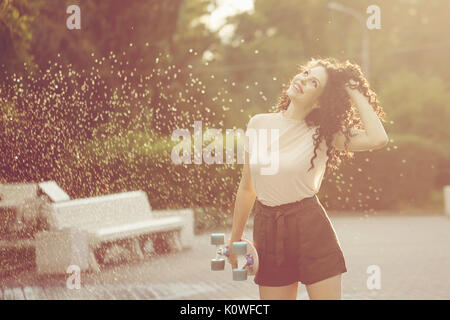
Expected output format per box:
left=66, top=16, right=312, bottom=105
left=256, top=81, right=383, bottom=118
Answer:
left=210, top=233, right=259, bottom=281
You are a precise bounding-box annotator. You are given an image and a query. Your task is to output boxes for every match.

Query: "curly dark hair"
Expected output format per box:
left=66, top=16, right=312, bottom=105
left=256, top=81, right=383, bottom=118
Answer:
left=272, top=56, right=387, bottom=175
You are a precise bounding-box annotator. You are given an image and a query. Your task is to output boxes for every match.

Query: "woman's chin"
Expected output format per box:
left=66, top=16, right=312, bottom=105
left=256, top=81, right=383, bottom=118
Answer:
left=287, top=92, right=304, bottom=101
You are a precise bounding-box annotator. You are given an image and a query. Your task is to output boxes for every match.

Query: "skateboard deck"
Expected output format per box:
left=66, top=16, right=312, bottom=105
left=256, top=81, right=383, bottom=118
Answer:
left=210, top=233, right=259, bottom=281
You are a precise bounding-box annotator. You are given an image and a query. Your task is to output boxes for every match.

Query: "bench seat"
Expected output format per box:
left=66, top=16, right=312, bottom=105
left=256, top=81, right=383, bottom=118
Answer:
left=46, top=190, right=189, bottom=272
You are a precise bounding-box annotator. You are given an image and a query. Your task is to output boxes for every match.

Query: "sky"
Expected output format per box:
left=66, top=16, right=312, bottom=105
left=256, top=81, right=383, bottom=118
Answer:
left=205, top=0, right=255, bottom=31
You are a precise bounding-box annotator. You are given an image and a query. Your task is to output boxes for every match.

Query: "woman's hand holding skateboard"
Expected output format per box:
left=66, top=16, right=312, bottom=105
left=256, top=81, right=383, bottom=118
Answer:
left=227, top=239, right=239, bottom=269
left=210, top=233, right=259, bottom=281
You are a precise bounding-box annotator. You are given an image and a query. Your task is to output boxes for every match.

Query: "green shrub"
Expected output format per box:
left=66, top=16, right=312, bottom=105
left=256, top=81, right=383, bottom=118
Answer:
left=320, top=133, right=446, bottom=212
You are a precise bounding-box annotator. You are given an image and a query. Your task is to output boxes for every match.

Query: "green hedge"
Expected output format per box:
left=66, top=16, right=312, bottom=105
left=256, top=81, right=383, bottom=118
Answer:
left=61, top=130, right=449, bottom=222
left=319, top=134, right=447, bottom=212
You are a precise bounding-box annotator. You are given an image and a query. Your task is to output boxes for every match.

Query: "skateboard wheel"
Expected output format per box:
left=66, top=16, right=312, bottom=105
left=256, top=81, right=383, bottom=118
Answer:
left=232, top=268, right=248, bottom=281
left=211, top=233, right=225, bottom=245
left=232, top=241, right=247, bottom=255
left=211, top=258, right=225, bottom=271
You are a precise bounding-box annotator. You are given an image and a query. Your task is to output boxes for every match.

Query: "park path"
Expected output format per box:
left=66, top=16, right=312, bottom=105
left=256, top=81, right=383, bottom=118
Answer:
left=1, top=214, right=449, bottom=300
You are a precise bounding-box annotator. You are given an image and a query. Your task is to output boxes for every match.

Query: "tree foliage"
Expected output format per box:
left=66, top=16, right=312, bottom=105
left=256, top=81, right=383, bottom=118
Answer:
left=0, top=0, right=449, bottom=212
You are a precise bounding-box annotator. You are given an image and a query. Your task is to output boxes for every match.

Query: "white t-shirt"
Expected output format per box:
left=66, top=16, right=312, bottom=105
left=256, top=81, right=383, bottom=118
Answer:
left=244, top=111, right=329, bottom=207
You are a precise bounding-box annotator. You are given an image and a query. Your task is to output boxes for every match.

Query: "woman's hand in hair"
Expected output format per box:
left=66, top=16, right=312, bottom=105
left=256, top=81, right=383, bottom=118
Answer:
left=344, top=78, right=366, bottom=99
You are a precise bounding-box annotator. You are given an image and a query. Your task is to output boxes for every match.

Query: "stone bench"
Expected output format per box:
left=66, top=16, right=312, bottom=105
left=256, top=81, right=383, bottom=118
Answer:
left=39, top=190, right=193, bottom=272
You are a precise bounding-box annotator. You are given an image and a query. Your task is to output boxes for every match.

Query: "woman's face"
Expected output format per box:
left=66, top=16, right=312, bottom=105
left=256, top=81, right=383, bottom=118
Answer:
left=287, top=65, right=328, bottom=106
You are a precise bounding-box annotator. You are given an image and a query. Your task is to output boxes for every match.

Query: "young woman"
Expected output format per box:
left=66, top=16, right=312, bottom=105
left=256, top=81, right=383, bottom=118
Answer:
left=228, top=57, right=388, bottom=300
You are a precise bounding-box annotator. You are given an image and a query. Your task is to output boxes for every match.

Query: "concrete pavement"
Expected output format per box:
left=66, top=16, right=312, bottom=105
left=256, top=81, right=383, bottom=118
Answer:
left=1, top=214, right=449, bottom=300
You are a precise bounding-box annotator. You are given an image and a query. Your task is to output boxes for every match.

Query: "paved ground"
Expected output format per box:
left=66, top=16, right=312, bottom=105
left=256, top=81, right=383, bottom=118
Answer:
left=1, top=214, right=449, bottom=300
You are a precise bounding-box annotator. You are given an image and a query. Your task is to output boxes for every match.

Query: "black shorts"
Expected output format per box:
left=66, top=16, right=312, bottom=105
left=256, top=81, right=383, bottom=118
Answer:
left=252, top=194, right=347, bottom=287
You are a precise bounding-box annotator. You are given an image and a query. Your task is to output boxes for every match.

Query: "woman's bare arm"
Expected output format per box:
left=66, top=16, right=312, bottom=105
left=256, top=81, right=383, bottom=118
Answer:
left=332, top=83, right=388, bottom=152
left=230, top=150, right=256, bottom=242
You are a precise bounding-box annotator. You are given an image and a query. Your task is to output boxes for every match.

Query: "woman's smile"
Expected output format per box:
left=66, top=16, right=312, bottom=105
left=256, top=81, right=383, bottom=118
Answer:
left=291, top=81, right=303, bottom=94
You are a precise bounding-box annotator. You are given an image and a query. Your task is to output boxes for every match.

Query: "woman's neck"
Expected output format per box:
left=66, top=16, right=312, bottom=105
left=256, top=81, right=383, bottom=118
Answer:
left=283, top=101, right=311, bottom=121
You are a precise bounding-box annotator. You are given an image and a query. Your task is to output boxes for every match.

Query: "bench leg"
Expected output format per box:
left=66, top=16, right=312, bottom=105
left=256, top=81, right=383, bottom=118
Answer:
left=89, top=250, right=101, bottom=272
left=132, top=238, right=145, bottom=260
left=177, top=230, right=183, bottom=251
left=170, top=230, right=183, bottom=252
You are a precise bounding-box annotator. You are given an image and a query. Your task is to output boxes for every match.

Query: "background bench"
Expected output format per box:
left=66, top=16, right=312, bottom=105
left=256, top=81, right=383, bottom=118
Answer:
left=0, top=181, right=70, bottom=276
left=41, top=190, right=193, bottom=272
